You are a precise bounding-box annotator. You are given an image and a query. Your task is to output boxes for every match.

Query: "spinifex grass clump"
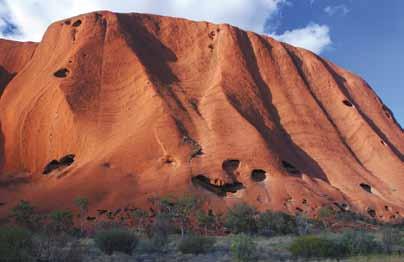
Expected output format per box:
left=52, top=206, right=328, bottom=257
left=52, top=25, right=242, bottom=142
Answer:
left=94, top=228, right=138, bottom=255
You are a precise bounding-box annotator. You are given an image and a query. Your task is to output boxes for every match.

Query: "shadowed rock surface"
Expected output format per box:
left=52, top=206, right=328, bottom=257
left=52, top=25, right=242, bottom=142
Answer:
left=0, top=11, right=403, bottom=220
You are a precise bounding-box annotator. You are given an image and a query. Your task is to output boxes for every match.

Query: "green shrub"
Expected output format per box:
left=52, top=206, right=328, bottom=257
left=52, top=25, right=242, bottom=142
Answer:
left=196, top=210, right=216, bottom=235
left=149, top=194, right=202, bottom=237
left=225, top=203, right=257, bottom=234
left=230, top=233, right=257, bottom=262
left=177, top=234, right=215, bottom=254
left=257, top=211, right=297, bottom=236
left=11, top=200, right=42, bottom=231
left=74, top=196, right=89, bottom=234
left=130, top=208, right=149, bottom=235
left=317, top=206, right=336, bottom=219
left=150, top=213, right=173, bottom=238
left=381, top=227, right=402, bottom=253
left=338, top=230, right=381, bottom=256
left=94, top=228, right=138, bottom=255
left=295, top=214, right=313, bottom=235
left=31, top=233, right=84, bottom=262
left=48, top=210, right=74, bottom=234
left=0, top=226, right=33, bottom=261
left=137, top=236, right=167, bottom=254
left=289, top=235, right=346, bottom=258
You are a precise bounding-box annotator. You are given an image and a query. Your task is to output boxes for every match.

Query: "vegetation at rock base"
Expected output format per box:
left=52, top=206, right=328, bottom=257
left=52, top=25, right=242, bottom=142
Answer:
left=94, top=228, right=138, bottom=255
left=230, top=233, right=257, bottom=261
left=1, top=196, right=404, bottom=261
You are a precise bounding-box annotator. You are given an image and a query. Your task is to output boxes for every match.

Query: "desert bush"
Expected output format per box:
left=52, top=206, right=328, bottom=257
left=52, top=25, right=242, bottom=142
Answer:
left=0, top=226, right=33, bottom=261
left=295, top=214, right=313, bottom=235
left=150, top=213, right=173, bottom=239
left=94, top=228, right=138, bottom=255
left=74, top=196, right=89, bottom=234
left=11, top=200, right=43, bottom=231
left=335, top=210, right=378, bottom=225
left=289, top=235, right=346, bottom=258
left=338, top=230, right=381, bottom=256
left=130, top=208, right=149, bottom=235
left=177, top=234, right=215, bottom=254
left=149, top=194, right=202, bottom=237
left=74, top=197, right=88, bottom=213
left=196, top=210, right=216, bottom=235
left=137, top=236, right=168, bottom=254
left=381, top=227, right=401, bottom=254
left=225, top=203, right=257, bottom=234
left=32, top=233, right=84, bottom=262
left=230, top=233, right=257, bottom=262
left=317, top=206, right=336, bottom=219
left=48, top=210, right=74, bottom=234
left=257, top=211, right=297, bottom=236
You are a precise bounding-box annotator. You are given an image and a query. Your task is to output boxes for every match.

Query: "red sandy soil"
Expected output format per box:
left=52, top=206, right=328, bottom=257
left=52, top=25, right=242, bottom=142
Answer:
left=0, top=11, right=403, bottom=221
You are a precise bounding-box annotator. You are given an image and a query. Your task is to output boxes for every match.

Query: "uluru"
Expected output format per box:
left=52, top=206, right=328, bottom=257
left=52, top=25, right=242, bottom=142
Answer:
left=0, top=10, right=403, bottom=222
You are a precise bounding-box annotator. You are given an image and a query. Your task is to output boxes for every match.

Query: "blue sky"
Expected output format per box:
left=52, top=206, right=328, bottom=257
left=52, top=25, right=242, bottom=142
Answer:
left=0, top=0, right=403, bottom=126
left=273, top=0, right=404, bottom=127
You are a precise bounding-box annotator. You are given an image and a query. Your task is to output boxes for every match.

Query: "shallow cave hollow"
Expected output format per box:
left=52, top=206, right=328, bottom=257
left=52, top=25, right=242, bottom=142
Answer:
left=72, top=20, right=82, bottom=27
left=342, top=99, right=353, bottom=107
left=192, top=174, right=243, bottom=197
left=360, top=183, right=372, bottom=193
left=59, top=154, right=75, bottom=166
left=367, top=208, right=376, bottom=218
left=222, top=159, right=240, bottom=174
left=53, top=68, right=70, bottom=78
left=43, top=160, right=60, bottom=175
left=250, top=169, right=267, bottom=182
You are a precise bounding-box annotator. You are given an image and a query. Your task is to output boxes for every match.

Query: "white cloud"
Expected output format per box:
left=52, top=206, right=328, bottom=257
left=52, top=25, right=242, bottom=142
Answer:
left=271, top=23, right=331, bottom=54
left=0, top=0, right=332, bottom=54
left=324, top=5, right=350, bottom=16
left=1, top=0, right=286, bottom=41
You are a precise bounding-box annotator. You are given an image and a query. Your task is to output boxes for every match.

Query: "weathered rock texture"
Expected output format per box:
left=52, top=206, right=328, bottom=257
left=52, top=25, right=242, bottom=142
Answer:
left=0, top=11, right=403, bottom=220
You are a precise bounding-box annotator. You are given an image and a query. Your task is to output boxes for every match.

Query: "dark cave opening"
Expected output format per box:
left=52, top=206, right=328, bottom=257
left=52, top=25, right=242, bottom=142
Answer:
left=72, top=20, right=82, bottom=27
left=251, top=169, right=267, bottom=182
left=367, top=208, right=376, bottom=218
left=222, top=159, right=240, bottom=174
left=59, top=154, right=75, bottom=166
left=360, top=183, right=372, bottom=193
left=192, top=175, right=243, bottom=197
left=42, top=154, right=75, bottom=175
left=43, top=160, right=61, bottom=175
left=342, top=99, right=353, bottom=107
left=53, top=68, right=70, bottom=78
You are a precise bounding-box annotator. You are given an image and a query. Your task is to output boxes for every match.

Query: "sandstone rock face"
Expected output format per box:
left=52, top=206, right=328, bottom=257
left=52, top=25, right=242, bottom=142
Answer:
left=0, top=12, right=403, bottom=220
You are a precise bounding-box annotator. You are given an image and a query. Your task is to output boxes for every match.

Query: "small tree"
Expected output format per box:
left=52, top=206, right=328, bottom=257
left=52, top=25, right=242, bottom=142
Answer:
left=148, top=213, right=172, bottom=246
left=338, top=230, right=381, bottom=256
left=257, top=211, right=297, bottom=236
left=196, top=210, right=216, bottom=235
left=95, top=228, right=138, bottom=255
left=381, top=227, right=401, bottom=254
left=0, top=226, right=33, bottom=261
left=149, top=194, right=202, bottom=237
left=230, top=234, right=257, bottom=262
left=317, top=206, right=336, bottom=228
left=177, top=234, right=215, bottom=254
left=130, top=208, right=149, bottom=235
left=225, top=203, right=257, bottom=234
left=11, top=200, right=42, bottom=231
left=295, top=214, right=312, bottom=235
left=48, top=210, right=74, bottom=234
left=74, top=196, right=89, bottom=234
left=289, top=235, right=346, bottom=258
